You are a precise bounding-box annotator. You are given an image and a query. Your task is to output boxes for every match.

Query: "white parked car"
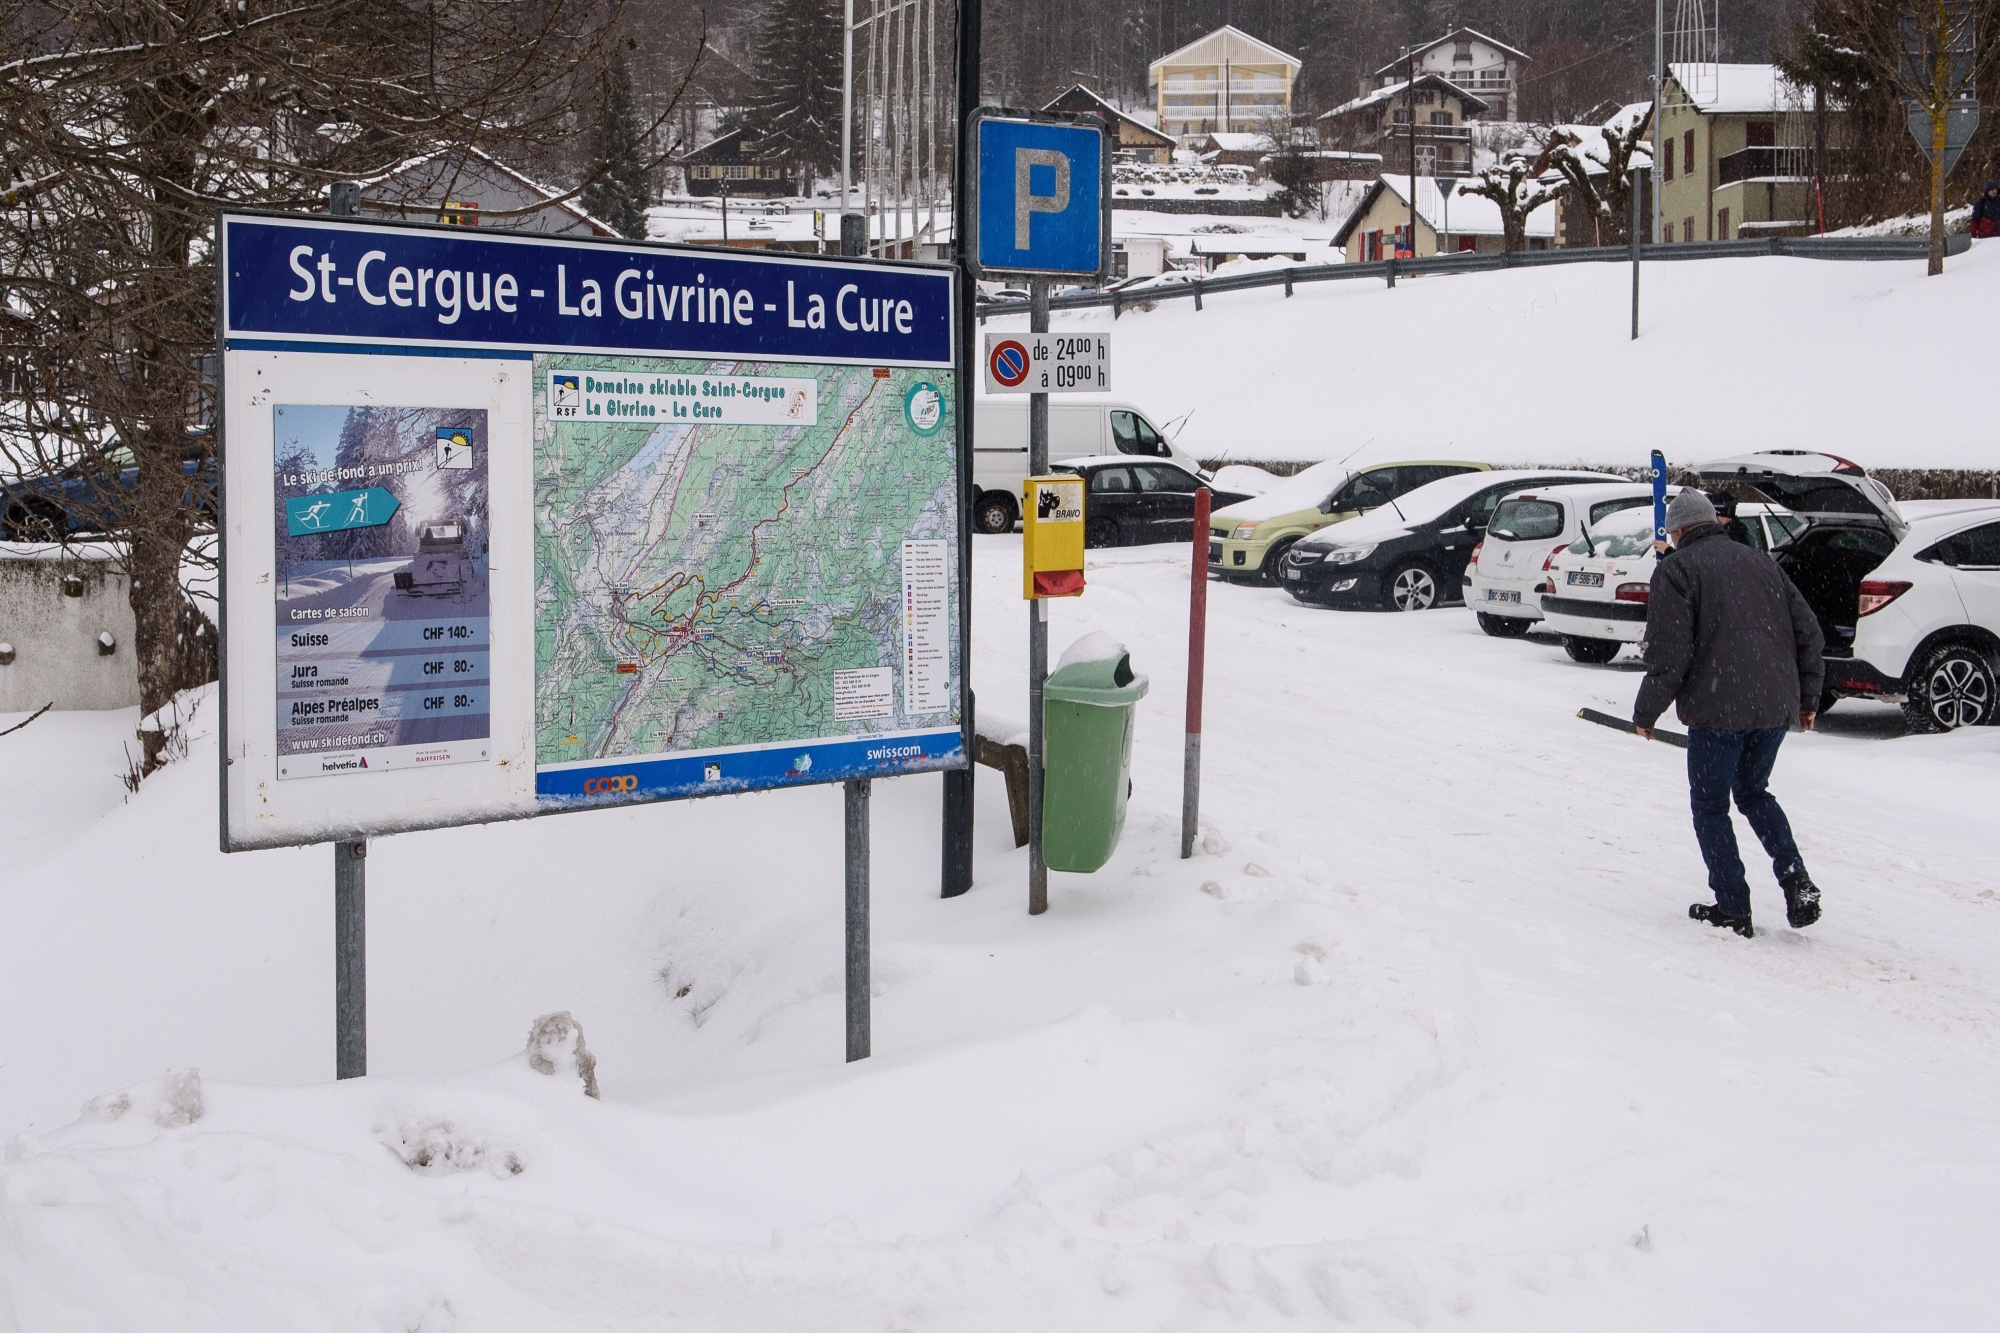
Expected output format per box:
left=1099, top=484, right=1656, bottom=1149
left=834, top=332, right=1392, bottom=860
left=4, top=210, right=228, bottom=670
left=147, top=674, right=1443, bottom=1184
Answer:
left=1464, top=482, right=1673, bottom=637
left=971, top=399, right=1201, bottom=534
left=1537, top=494, right=1802, bottom=663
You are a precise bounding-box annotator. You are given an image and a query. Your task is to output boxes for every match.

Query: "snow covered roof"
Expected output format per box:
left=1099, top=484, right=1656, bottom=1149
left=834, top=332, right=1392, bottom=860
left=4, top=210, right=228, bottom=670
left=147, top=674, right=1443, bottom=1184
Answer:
left=1300, top=470, right=1616, bottom=544
left=1199, top=132, right=1273, bottom=153
left=1149, top=25, right=1301, bottom=76
left=1320, top=76, right=1491, bottom=121
left=1667, top=63, right=1813, bottom=115
left=1371, top=27, right=1530, bottom=77
left=1332, top=174, right=1557, bottom=245
left=355, top=144, right=614, bottom=236
left=1042, top=85, right=1177, bottom=146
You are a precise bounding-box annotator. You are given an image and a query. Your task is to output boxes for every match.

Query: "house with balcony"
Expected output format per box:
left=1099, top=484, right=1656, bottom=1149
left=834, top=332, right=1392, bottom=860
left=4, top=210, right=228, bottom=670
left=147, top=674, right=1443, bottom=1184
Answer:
left=1332, top=173, right=1555, bottom=261
left=1317, top=75, right=1488, bottom=178
left=676, top=128, right=797, bottom=199
left=1363, top=28, right=1529, bottom=123
left=1149, top=27, right=1301, bottom=148
left=1043, top=84, right=1178, bottom=164
left=1656, top=64, right=1831, bottom=241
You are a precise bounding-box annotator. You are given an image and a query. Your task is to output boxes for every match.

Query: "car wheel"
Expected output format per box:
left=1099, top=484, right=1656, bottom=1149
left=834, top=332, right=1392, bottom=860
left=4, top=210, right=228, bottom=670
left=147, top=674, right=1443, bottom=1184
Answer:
left=1477, top=611, right=1533, bottom=638
left=973, top=492, right=1016, bottom=535
left=1561, top=635, right=1622, bottom=664
left=1085, top=516, right=1119, bottom=549
left=1383, top=561, right=1439, bottom=611
left=2, top=503, right=62, bottom=543
left=1902, top=642, right=1997, bottom=732
left=1258, top=538, right=1298, bottom=585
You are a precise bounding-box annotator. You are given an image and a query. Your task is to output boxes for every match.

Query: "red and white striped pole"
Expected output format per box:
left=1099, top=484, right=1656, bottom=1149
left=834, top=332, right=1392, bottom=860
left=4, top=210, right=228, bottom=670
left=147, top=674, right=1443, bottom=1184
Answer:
left=1181, top=487, right=1210, bottom=859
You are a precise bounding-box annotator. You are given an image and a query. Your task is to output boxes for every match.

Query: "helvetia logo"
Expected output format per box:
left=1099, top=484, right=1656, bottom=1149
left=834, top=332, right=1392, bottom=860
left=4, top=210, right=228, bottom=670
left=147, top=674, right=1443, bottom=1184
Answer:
left=582, top=773, right=638, bottom=795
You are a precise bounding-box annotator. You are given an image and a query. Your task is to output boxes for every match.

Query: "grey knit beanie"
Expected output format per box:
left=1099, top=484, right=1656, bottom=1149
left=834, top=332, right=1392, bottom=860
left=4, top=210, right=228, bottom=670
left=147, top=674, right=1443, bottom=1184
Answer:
left=1664, top=488, right=1717, bottom=531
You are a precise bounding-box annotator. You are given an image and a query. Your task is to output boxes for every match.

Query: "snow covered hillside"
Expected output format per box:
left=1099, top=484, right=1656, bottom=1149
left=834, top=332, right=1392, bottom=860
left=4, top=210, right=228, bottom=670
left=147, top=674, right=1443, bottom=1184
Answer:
left=986, top=239, right=2000, bottom=471
left=6, top=541, right=2000, bottom=1329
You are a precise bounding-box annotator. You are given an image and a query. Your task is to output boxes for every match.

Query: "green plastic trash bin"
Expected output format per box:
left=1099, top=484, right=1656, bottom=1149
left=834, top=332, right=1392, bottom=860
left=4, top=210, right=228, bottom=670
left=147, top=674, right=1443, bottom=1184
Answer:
left=1042, top=632, right=1149, bottom=873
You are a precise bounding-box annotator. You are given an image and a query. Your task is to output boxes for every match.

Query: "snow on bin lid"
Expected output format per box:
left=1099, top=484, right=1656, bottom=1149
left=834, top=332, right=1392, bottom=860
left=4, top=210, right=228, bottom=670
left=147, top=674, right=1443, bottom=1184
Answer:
left=1047, top=631, right=1149, bottom=706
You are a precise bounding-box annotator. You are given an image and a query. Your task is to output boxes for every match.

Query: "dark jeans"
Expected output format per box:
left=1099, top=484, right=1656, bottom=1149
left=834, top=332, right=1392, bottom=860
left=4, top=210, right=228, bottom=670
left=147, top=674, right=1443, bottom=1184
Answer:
left=1687, top=727, right=1806, bottom=918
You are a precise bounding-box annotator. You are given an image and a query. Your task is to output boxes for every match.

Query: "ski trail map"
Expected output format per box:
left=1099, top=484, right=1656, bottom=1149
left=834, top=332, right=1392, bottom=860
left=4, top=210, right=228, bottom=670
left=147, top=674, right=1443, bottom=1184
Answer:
left=534, top=354, right=959, bottom=798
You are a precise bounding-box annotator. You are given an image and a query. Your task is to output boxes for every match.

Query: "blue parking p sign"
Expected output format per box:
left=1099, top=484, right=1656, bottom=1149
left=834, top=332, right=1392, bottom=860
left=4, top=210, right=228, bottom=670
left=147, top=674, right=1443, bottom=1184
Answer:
left=975, top=117, right=1106, bottom=279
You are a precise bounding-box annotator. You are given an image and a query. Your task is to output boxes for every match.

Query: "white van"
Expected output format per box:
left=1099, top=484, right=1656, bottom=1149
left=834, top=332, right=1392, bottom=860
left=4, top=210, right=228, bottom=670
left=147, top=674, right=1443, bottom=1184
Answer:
left=971, top=399, right=1203, bottom=533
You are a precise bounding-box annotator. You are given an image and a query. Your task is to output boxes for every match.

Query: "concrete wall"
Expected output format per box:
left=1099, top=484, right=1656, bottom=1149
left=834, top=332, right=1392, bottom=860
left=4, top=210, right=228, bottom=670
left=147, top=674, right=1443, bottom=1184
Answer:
left=0, top=552, right=140, bottom=712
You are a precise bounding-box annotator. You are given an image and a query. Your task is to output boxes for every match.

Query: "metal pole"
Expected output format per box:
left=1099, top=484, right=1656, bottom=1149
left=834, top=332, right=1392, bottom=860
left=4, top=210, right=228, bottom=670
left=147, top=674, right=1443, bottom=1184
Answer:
left=1027, top=278, right=1050, bottom=916
left=941, top=0, right=981, bottom=898
left=1630, top=163, right=1643, bottom=339
left=1181, top=487, right=1210, bottom=859
left=1406, top=49, right=1417, bottom=255
left=334, top=839, right=366, bottom=1078
left=842, top=0, right=854, bottom=213
left=1653, top=0, right=1664, bottom=244
left=845, top=778, right=871, bottom=1061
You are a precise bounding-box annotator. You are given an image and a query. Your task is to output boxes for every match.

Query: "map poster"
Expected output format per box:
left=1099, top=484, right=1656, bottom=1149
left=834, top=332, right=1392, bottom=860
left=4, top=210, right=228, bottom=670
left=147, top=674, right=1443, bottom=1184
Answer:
left=273, top=404, right=491, bottom=778
left=534, top=355, right=961, bottom=804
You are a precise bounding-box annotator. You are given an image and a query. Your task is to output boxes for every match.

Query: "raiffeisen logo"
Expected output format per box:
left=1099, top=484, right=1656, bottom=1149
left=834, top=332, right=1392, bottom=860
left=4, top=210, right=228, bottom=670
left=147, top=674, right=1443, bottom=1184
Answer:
left=582, top=773, right=638, bottom=795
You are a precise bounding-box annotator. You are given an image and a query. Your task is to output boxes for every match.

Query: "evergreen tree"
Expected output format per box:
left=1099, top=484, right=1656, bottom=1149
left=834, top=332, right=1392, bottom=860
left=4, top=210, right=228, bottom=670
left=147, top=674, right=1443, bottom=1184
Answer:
left=741, top=0, right=844, bottom=182
left=583, top=57, right=652, bottom=238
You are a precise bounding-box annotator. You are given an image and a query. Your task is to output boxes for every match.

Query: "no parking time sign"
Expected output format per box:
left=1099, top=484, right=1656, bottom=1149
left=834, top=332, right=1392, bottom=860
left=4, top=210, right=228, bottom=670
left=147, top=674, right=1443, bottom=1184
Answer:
left=982, top=332, right=1109, bottom=393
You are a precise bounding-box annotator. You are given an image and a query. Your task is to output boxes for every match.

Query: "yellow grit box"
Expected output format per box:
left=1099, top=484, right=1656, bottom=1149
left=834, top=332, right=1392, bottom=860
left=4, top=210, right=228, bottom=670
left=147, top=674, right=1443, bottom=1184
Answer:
left=1022, top=474, right=1086, bottom=599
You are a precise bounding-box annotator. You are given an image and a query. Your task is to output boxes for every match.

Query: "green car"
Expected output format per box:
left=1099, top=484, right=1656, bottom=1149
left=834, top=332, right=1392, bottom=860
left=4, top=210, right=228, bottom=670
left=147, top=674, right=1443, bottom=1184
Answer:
left=1208, top=459, right=1491, bottom=581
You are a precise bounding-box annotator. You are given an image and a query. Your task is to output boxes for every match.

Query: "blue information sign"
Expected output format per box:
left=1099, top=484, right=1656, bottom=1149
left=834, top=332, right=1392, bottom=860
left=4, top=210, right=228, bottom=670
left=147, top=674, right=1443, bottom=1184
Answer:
left=222, top=214, right=953, bottom=365
left=221, top=211, right=964, bottom=850
left=974, top=117, right=1107, bottom=279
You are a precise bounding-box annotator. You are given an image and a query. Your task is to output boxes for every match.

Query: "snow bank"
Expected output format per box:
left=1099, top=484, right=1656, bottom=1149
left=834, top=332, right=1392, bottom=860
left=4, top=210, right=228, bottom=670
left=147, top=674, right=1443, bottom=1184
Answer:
left=991, top=238, right=2000, bottom=470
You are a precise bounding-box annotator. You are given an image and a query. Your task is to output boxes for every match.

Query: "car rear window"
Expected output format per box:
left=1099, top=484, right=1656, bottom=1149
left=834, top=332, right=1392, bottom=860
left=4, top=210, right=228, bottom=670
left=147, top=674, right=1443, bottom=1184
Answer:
left=1573, top=505, right=1656, bottom=558
left=1489, top=498, right=1564, bottom=541
left=1589, top=497, right=1650, bottom=524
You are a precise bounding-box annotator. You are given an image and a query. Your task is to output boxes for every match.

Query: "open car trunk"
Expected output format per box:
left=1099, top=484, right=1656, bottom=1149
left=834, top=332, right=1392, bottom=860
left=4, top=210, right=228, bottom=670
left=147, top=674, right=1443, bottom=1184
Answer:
left=1695, top=451, right=1907, bottom=656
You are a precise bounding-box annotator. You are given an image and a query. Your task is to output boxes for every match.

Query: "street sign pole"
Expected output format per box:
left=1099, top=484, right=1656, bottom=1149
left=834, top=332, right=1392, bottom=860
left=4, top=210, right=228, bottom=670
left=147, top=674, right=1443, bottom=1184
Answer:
left=1630, top=163, right=1643, bottom=340
left=1027, top=278, right=1050, bottom=915
left=940, top=0, right=982, bottom=900
left=845, top=777, right=870, bottom=1061
left=327, top=181, right=368, bottom=1083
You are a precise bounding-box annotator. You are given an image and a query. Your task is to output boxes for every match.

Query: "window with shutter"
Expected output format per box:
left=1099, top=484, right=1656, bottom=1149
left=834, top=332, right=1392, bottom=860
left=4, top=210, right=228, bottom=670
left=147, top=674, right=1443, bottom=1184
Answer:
left=1717, top=208, right=1729, bottom=239
left=1663, top=141, right=1674, bottom=181
left=1683, top=130, right=1694, bottom=174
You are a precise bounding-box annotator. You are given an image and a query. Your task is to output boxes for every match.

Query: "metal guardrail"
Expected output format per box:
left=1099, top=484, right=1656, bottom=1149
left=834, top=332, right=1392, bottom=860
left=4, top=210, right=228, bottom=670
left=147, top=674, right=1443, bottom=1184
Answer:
left=975, top=232, right=1975, bottom=322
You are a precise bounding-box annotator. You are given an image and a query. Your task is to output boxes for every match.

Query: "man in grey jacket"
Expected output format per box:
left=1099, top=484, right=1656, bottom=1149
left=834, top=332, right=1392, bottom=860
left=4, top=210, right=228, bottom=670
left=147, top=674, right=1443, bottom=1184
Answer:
left=1634, top=490, right=1825, bottom=937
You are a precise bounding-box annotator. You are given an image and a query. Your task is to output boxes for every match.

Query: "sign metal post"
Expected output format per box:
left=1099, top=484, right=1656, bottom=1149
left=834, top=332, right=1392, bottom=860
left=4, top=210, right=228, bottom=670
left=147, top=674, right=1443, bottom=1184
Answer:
left=845, top=777, right=870, bottom=1060
left=969, top=109, right=1108, bottom=915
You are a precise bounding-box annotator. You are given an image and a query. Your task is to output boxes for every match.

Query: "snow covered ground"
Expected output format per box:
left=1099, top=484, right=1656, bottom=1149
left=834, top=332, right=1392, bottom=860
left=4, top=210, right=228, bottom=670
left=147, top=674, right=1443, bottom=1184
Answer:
left=983, top=235, right=2000, bottom=471
left=6, top=538, right=2000, bottom=1330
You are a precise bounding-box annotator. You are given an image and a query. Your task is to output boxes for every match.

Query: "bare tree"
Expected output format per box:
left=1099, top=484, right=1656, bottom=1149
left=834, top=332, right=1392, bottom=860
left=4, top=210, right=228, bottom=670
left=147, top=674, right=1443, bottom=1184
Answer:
left=0, top=0, right=699, bottom=775
left=1546, top=103, right=1651, bottom=245
left=1463, top=132, right=1568, bottom=250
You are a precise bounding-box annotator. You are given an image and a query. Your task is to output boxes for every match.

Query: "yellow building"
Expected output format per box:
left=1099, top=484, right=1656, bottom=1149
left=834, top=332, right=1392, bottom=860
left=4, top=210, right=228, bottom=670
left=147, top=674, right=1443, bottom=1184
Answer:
left=1148, top=26, right=1301, bottom=148
left=1656, top=64, right=1826, bottom=242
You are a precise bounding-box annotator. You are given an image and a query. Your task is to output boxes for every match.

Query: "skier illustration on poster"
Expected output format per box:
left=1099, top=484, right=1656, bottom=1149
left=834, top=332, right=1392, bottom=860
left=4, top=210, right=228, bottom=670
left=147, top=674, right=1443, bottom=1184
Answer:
left=1651, top=449, right=1668, bottom=544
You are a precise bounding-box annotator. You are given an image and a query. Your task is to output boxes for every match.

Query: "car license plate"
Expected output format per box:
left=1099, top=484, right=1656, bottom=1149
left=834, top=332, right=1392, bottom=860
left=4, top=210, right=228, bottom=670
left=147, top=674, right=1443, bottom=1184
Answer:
left=1284, top=568, right=1301, bottom=581
left=1567, top=571, right=1604, bottom=587
left=1485, top=589, right=1521, bottom=603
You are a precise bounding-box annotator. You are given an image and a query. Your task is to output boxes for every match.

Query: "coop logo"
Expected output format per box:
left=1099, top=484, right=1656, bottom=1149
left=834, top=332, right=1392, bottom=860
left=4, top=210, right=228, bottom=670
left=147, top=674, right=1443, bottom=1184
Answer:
left=582, top=773, right=638, bottom=795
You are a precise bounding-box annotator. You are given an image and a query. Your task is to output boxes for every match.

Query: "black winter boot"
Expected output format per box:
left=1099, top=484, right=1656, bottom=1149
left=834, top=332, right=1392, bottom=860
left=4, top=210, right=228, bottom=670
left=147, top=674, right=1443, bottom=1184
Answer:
left=1690, top=902, right=1754, bottom=938
left=1781, top=871, right=1822, bottom=929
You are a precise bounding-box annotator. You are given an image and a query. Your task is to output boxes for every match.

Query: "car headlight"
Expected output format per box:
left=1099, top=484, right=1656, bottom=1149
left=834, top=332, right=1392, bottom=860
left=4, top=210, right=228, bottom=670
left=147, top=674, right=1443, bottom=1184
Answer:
left=1231, top=524, right=1258, bottom=540
left=1325, top=543, right=1376, bottom=565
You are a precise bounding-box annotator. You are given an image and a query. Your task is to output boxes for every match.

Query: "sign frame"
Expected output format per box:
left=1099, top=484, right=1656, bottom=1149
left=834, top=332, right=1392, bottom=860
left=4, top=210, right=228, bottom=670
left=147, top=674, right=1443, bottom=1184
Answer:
left=983, top=330, right=1109, bottom=394
left=967, top=108, right=1112, bottom=283
left=215, top=208, right=967, bottom=852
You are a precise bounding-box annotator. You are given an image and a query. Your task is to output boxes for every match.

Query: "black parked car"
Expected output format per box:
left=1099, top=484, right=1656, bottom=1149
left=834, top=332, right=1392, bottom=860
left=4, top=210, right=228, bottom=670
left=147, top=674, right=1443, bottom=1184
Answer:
left=1279, top=469, right=1617, bottom=610
left=1053, top=456, right=1254, bottom=548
